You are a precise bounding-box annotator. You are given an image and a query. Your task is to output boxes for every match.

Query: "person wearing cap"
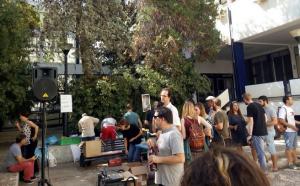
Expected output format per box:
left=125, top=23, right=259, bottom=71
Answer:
left=78, top=113, right=99, bottom=141
left=205, top=96, right=215, bottom=118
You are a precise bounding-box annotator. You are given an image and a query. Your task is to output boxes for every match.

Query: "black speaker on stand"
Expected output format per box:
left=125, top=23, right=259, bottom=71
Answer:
left=32, top=67, right=57, bottom=186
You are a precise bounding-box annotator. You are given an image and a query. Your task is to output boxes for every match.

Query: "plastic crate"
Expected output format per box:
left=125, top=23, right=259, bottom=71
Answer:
left=60, top=136, right=81, bottom=145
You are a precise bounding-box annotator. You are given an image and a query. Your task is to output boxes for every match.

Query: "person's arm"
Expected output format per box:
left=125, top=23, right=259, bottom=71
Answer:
left=78, top=122, right=82, bottom=133
left=138, top=118, right=143, bottom=129
left=246, top=117, right=253, bottom=136
left=266, top=116, right=277, bottom=127
left=24, top=119, right=39, bottom=141
left=180, top=118, right=186, bottom=139
left=129, top=129, right=143, bottom=142
left=15, top=155, right=36, bottom=163
left=92, top=117, right=100, bottom=126
left=15, top=121, right=22, bottom=132
left=278, top=108, right=298, bottom=130
left=124, top=138, right=128, bottom=154
left=278, top=118, right=298, bottom=131
left=149, top=153, right=185, bottom=164
left=198, top=116, right=212, bottom=129
left=295, top=120, right=300, bottom=125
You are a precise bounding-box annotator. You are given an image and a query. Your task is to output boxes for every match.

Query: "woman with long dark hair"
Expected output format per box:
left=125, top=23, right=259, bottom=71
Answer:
left=228, top=101, right=248, bottom=152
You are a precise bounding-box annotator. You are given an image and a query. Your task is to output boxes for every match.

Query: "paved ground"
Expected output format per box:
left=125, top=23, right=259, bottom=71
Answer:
left=16, top=162, right=300, bottom=186
left=1, top=127, right=300, bottom=186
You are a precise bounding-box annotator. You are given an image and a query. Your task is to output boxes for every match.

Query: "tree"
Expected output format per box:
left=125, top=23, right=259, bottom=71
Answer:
left=131, top=0, right=220, bottom=101
left=0, top=0, right=39, bottom=129
left=42, top=0, right=131, bottom=80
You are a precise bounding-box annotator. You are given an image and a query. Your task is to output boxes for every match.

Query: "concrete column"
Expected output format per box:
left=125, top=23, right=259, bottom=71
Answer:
left=288, top=45, right=299, bottom=78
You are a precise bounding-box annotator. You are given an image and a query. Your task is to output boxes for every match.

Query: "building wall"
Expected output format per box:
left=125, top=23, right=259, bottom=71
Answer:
left=217, top=0, right=300, bottom=41
left=194, top=60, right=233, bottom=74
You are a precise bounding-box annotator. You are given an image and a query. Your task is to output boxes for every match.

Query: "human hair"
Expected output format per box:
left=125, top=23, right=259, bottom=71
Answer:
left=182, top=100, right=196, bottom=119
left=242, top=93, right=252, bottom=101
left=118, top=119, right=130, bottom=127
left=161, top=88, right=172, bottom=98
left=215, top=98, right=221, bottom=107
left=16, top=133, right=26, bottom=143
left=156, top=107, right=173, bottom=124
left=181, top=147, right=270, bottom=186
left=228, top=101, right=242, bottom=116
left=126, top=103, right=133, bottom=110
left=195, top=102, right=207, bottom=117
left=258, top=95, right=268, bottom=104
left=282, top=95, right=291, bottom=104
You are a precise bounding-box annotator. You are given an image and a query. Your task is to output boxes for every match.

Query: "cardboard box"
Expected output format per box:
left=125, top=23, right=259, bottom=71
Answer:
left=122, top=162, right=148, bottom=186
left=84, top=140, right=102, bottom=158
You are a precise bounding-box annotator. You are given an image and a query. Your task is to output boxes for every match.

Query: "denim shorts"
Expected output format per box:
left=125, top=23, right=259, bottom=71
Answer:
left=284, top=132, right=298, bottom=150
left=266, top=130, right=276, bottom=155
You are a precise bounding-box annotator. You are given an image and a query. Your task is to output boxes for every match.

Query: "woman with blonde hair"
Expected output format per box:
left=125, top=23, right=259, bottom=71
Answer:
left=181, top=101, right=212, bottom=162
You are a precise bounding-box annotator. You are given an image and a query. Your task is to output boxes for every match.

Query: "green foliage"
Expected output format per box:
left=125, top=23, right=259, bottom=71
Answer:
left=42, top=0, right=131, bottom=79
left=0, top=0, right=39, bottom=128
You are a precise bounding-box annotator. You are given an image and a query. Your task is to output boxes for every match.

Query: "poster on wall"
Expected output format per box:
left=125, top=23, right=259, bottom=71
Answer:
left=60, top=95, right=73, bottom=113
left=141, top=94, right=151, bottom=112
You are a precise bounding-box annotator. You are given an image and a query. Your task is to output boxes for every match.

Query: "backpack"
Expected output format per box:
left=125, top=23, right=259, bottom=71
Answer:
left=276, top=106, right=287, bottom=133
left=186, top=118, right=205, bottom=151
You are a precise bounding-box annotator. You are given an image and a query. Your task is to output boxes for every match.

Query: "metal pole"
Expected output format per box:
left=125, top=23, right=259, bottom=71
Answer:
left=227, top=6, right=238, bottom=100
left=63, top=50, right=69, bottom=136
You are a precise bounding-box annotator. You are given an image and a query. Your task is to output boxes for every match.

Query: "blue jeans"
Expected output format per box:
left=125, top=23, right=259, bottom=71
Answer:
left=128, top=143, right=141, bottom=162
left=252, top=136, right=267, bottom=171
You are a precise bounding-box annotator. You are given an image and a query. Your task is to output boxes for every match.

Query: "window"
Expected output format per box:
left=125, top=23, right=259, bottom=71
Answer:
left=247, top=49, right=293, bottom=84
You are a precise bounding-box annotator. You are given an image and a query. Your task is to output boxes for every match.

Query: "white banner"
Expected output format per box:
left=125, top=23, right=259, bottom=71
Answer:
left=60, top=95, right=73, bottom=113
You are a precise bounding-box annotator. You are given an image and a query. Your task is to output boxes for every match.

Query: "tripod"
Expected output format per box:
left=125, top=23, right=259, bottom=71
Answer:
left=38, top=102, right=52, bottom=186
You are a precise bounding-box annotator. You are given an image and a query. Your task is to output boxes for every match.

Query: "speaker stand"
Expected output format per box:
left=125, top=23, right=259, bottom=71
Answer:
left=38, top=102, right=52, bottom=186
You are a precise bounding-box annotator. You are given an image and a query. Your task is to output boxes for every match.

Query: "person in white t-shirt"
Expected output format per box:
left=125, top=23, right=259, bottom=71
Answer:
left=78, top=113, right=99, bottom=141
left=160, top=88, right=181, bottom=131
left=278, top=95, right=300, bottom=170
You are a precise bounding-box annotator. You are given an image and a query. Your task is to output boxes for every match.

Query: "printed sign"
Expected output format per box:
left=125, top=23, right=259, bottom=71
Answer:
left=60, top=94, right=72, bottom=113
left=141, top=94, right=151, bottom=112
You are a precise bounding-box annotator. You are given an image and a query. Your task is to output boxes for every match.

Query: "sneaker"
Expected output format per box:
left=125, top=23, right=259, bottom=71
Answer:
left=23, top=180, right=34, bottom=184
left=288, top=164, right=298, bottom=170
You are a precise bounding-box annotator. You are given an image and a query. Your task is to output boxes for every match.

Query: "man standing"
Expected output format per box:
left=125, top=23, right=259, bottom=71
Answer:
left=212, top=99, right=231, bottom=146
left=258, top=95, right=278, bottom=171
left=124, top=103, right=143, bottom=128
left=160, top=88, right=181, bottom=131
left=243, top=93, right=268, bottom=172
left=278, top=95, right=300, bottom=170
left=78, top=113, right=99, bottom=141
left=4, top=133, right=36, bottom=184
left=148, top=107, right=185, bottom=186
left=205, top=96, right=215, bottom=118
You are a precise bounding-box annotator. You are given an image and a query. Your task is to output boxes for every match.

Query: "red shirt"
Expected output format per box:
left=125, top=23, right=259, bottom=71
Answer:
left=100, top=126, right=117, bottom=141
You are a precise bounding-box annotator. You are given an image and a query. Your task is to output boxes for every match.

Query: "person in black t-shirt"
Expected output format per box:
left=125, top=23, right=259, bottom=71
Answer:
left=243, top=93, right=268, bottom=172
left=118, top=119, right=143, bottom=162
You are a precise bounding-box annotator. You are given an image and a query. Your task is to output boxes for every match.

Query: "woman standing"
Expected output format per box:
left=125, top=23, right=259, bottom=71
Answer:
left=195, top=102, right=213, bottom=148
left=118, top=119, right=143, bottom=162
left=181, top=101, right=212, bottom=162
left=227, top=101, right=248, bottom=151
left=15, top=114, right=39, bottom=173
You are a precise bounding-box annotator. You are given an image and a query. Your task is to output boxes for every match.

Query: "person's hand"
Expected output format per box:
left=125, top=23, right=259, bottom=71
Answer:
left=147, top=139, right=155, bottom=148
left=125, top=149, right=128, bottom=155
left=234, top=125, right=238, bottom=131
left=30, top=156, right=36, bottom=161
left=129, top=138, right=135, bottom=142
left=32, top=136, right=37, bottom=141
left=148, top=155, right=160, bottom=164
left=247, top=135, right=252, bottom=145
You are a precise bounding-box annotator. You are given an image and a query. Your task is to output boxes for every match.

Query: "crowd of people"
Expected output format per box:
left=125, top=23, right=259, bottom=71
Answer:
left=2, top=87, right=300, bottom=185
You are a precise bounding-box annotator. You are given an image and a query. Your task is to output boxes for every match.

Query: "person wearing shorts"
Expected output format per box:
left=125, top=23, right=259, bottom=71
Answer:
left=278, top=95, right=300, bottom=170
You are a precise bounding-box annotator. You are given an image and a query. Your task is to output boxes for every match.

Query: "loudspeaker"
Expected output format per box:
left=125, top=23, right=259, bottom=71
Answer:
left=32, top=67, right=57, bottom=102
